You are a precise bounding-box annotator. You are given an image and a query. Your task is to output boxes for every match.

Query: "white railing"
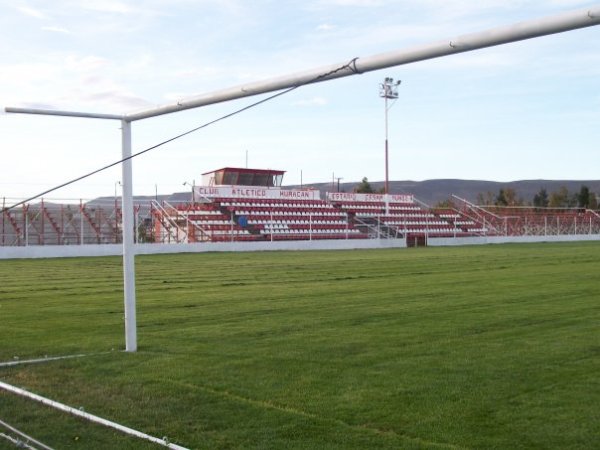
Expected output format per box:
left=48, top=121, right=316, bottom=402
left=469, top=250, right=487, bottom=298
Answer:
left=151, top=201, right=189, bottom=243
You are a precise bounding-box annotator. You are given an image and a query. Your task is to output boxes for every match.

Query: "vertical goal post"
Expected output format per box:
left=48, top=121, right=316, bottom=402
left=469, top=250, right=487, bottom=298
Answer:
left=4, top=5, right=600, bottom=352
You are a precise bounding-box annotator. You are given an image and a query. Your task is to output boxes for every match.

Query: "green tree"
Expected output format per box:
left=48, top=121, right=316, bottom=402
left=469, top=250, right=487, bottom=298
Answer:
left=589, top=193, right=598, bottom=210
left=577, top=185, right=592, bottom=208
left=505, top=188, right=522, bottom=206
left=533, top=188, right=549, bottom=208
left=549, top=186, right=570, bottom=207
left=476, top=191, right=495, bottom=206
left=354, top=177, right=374, bottom=194
left=435, top=199, right=457, bottom=209
left=495, top=189, right=508, bottom=206
left=495, top=188, right=522, bottom=207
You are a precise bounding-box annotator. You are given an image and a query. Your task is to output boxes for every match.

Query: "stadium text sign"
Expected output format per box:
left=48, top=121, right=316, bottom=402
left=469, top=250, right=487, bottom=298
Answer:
left=327, top=192, right=413, bottom=203
left=195, top=186, right=321, bottom=200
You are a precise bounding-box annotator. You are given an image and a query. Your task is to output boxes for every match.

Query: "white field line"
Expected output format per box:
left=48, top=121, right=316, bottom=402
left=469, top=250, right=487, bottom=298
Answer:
left=0, top=380, right=189, bottom=450
left=0, top=418, right=55, bottom=450
left=0, top=432, right=38, bottom=450
left=0, top=354, right=90, bottom=368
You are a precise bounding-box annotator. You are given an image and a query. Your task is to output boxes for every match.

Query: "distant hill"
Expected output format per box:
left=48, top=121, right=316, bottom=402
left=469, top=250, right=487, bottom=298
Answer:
left=86, top=179, right=600, bottom=208
left=286, top=179, right=600, bottom=206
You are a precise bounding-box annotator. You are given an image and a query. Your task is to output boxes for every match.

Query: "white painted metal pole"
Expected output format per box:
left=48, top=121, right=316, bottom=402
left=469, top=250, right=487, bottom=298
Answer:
left=6, top=6, right=600, bottom=124
left=5, top=6, right=600, bottom=125
left=124, top=5, right=600, bottom=121
left=121, top=119, right=137, bottom=352
left=3, top=107, right=122, bottom=120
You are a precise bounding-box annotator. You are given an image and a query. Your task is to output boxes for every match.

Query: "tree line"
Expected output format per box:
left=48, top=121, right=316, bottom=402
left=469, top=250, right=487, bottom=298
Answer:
left=476, top=185, right=598, bottom=209
left=354, top=177, right=382, bottom=194
left=352, top=177, right=598, bottom=210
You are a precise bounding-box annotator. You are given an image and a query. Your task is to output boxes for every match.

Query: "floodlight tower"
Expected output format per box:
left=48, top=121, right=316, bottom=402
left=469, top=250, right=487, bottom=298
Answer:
left=379, top=77, right=401, bottom=196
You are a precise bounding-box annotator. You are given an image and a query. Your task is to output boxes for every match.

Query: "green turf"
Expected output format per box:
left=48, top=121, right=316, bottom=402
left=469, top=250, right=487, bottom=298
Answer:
left=1, top=242, right=599, bottom=449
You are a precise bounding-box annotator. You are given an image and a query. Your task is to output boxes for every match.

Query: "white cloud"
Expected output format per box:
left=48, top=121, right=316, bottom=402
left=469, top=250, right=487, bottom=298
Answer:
left=163, top=92, right=200, bottom=101
left=80, top=0, right=136, bottom=14
left=316, top=23, right=335, bottom=31
left=324, top=0, right=384, bottom=6
left=548, top=0, right=594, bottom=6
left=68, top=72, right=152, bottom=110
left=8, top=101, right=62, bottom=111
left=65, top=55, right=110, bottom=72
left=0, top=62, right=46, bottom=81
left=0, top=62, right=59, bottom=89
left=292, top=96, right=328, bottom=107
left=17, top=5, right=46, bottom=19
left=173, top=67, right=222, bottom=79
left=42, top=26, right=71, bottom=34
left=79, top=89, right=151, bottom=110
left=0, top=53, right=150, bottom=112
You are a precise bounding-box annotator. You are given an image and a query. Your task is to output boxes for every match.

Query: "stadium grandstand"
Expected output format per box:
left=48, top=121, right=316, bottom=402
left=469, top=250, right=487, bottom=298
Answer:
left=3, top=167, right=600, bottom=247
left=151, top=167, right=484, bottom=245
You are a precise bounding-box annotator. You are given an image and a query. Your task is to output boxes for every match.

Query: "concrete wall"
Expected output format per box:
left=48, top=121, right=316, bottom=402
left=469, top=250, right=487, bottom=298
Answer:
left=4, top=234, right=599, bottom=260
left=0, top=238, right=407, bottom=260
left=428, top=234, right=600, bottom=247
left=0, top=244, right=123, bottom=260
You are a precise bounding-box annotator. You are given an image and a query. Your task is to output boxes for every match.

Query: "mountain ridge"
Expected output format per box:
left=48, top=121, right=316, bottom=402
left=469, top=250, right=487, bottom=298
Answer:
left=286, top=179, right=600, bottom=206
left=84, top=179, right=600, bottom=208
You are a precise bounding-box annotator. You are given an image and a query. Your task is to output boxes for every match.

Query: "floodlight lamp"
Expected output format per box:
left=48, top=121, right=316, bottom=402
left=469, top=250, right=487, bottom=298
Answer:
left=380, top=77, right=401, bottom=99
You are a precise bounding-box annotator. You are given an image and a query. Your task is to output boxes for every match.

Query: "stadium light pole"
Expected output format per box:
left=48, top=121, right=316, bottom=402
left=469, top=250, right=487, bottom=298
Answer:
left=4, top=4, right=600, bottom=353
left=379, top=77, right=400, bottom=197
left=183, top=180, right=196, bottom=205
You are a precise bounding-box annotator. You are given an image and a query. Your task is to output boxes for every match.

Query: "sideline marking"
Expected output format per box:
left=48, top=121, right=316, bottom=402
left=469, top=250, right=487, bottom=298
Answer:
left=0, top=418, right=55, bottom=450
left=0, top=380, right=189, bottom=450
left=0, top=354, right=90, bottom=368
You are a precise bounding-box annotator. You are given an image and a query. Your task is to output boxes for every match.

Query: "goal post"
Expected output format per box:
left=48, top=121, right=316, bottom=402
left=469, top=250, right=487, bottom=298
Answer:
left=4, top=4, right=600, bottom=352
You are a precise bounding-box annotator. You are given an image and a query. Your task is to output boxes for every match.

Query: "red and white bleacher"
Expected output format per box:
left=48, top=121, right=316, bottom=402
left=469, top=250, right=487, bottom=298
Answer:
left=152, top=167, right=497, bottom=243
left=161, top=186, right=369, bottom=242
left=155, top=186, right=498, bottom=243
left=328, top=192, right=463, bottom=237
left=219, top=197, right=365, bottom=240
left=433, top=208, right=489, bottom=235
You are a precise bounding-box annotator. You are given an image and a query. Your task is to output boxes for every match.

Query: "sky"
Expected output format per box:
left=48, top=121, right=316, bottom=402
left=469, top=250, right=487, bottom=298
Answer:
left=1, top=0, right=599, bottom=204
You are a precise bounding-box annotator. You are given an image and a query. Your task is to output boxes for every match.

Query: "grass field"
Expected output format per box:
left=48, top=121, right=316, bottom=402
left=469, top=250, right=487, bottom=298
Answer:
left=1, top=242, right=599, bottom=449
